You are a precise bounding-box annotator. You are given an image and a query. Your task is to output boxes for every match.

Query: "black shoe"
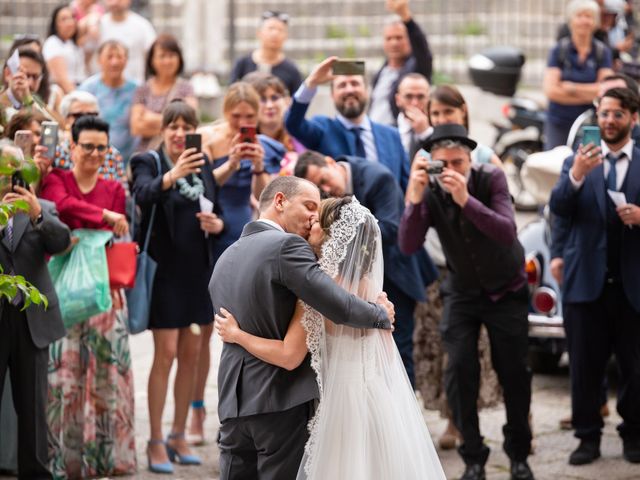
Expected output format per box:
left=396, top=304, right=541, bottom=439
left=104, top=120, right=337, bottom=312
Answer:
left=460, top=463, right=485, bottom=480
left=623, top=438, right=640, bottom=463
left=510, top=460, right=535, bottom=480
left=569, top=439, right=601, bottom=465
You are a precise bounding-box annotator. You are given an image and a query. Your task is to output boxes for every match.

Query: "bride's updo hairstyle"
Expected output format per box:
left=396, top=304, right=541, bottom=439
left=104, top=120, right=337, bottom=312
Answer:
left=319, top=196, right=378, bottom=277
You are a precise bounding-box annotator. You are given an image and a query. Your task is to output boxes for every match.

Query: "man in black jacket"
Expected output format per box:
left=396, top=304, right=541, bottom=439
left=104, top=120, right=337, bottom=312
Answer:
left=369, top=0, right=433, bottom=126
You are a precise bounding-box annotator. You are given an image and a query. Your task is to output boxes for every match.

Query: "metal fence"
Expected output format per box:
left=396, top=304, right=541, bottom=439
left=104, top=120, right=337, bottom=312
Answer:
left=1, top=0, right=639, bottom=89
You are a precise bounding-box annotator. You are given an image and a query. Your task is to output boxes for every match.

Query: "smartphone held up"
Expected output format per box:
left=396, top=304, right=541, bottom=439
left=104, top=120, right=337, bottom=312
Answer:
left=40, top=121, right=59, bottom=159
left=332, top=59, right=366, bottom=76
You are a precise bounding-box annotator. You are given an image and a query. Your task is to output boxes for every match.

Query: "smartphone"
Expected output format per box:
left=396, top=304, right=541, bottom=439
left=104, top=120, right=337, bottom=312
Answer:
left=14, top=130, right=33, bottom=158
left=332, top=59, right=365, bottom=76
left=185, top=133, right=202, bottom=153
left=581, top=126, right=601, bottom=147
left=40, top=121, right=59, bottom=159
left=11, top=172, right=28, bottom=190
left=239, top=125, right=257, bottom=144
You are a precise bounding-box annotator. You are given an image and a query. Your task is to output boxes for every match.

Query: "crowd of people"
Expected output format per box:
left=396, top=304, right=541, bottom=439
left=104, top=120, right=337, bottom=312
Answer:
left=0, top=0, right=639, bottom=479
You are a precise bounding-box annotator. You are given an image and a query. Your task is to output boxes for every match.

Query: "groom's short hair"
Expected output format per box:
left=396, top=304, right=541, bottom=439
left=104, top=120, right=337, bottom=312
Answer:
left=258, top=176, right=313, bottom=212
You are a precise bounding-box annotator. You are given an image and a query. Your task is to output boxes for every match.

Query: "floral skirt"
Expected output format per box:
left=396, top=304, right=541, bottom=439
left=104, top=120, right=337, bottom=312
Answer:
left=413, top=271, right=502, bottom=416
left=47, top=302, right=137, bottom=479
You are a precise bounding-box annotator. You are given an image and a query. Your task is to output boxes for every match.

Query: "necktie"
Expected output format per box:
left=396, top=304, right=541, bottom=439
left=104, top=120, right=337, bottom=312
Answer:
left=4, top=221, right=22, bottom=306
left=606, top=152, right=622, bottom=191
left=351, top=127, right=366, bottom=159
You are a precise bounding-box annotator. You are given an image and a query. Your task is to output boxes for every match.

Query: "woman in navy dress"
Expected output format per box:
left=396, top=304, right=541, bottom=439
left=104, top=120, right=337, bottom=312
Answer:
left=130, top=100, right=224, bottom=474
left=186, top=82, right=284, bottom=444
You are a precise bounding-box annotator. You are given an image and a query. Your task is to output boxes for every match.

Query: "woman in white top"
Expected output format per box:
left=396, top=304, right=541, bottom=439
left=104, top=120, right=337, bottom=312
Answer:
left=43, top=4, right=86, bottom=94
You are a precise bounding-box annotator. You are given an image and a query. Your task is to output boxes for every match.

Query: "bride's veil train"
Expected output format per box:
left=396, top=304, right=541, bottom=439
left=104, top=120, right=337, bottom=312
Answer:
left=297, top=199, right=446, bottom=479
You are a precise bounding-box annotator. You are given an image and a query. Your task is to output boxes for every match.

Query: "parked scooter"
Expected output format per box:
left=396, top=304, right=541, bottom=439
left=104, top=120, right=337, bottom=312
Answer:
left=468, top=47, right=545, bottom=211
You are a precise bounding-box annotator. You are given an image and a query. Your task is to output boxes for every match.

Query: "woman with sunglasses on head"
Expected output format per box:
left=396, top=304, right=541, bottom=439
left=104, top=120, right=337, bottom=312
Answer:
left=40, top=115, right=135, bottom=478
left=43, top=3, right=87, bottom=94
left=51, top=90, right=128, bottom=191
left=230, top=10, right=302, bottom=96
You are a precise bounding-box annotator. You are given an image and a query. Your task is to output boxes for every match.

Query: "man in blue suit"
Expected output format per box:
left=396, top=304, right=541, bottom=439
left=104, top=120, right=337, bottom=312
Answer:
left=550, top=87, right=640, bottom=466
left=294, top=150, right=437, bottom=386
left=284, top=57, right=410, bottom=190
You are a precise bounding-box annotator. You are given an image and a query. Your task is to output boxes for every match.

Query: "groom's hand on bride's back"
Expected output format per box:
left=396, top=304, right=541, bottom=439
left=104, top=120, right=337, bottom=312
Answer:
left=376, top=292, right=395, bottom=330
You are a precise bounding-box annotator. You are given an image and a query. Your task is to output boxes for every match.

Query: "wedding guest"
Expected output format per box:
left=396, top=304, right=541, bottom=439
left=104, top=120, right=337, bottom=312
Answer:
left=53, top=91, right=128, bottom=189
left=40, top=115, right=135, bottom=478
left=130, top=100, right=224, bottom=473
left=3, top=109, right=45, bottom=157
left=370, top=0, right=433, bottom=125
left=230, top=10, right=302, bottom=96
left=99, top=0, right=156, bottom=85
left=0, top=142, right=70, bottom=479
left=543, top=0, right=614, bottom=149
left=130, top=34, right=197, bottom=154
left=79, top=39, right=138, bottom=162
left=187, top=82, right=281, bottom=444
left=399, top=124, right=534, bottom=480
left=43, top=4, right=86, bottom=93
left=395, top=72, right=431, bottom=161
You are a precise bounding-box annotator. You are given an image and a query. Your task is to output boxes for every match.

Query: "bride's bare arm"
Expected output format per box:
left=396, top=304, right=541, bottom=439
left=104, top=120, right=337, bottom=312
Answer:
left=214, top=304, right=308, bottom=371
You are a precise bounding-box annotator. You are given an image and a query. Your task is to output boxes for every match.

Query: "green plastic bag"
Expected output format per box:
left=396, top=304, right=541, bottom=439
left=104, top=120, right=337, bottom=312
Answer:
left=48, top=229, right=113, bottom=328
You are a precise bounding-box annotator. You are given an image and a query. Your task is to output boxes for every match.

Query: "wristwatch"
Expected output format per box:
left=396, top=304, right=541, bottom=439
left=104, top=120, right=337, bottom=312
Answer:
left=32, top=212, right=43, bottom=225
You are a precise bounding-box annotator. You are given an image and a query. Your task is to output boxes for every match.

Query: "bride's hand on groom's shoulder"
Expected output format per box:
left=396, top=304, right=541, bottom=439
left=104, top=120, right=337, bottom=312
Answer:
left=214, top=307, right=241, bottom=343
left=376, top=292, right=395, bottom=330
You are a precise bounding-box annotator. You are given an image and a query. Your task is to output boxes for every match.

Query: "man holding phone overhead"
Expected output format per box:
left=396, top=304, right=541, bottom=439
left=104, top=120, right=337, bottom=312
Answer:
left=284, top=56, right=410, bottom=190
left=550, top=87, right=640, bottom=466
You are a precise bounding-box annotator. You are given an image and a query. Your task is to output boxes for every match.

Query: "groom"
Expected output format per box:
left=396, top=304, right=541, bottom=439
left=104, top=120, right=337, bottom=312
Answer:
left=209, top=176, right=395, bottom=480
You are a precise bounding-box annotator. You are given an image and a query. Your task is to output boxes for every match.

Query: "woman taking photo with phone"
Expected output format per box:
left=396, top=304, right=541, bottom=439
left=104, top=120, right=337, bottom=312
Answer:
left=130, top=99, right=223, bottom=474
left=185, top=81, right=283, bottom=445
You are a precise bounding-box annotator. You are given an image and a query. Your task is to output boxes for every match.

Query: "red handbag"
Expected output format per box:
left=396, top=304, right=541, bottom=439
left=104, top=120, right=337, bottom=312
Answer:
left=105, top=242, right=138, bottom=289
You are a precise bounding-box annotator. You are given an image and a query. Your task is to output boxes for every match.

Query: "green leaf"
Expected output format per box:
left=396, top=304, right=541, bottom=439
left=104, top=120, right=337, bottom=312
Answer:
left=13, top=199, right=30, bottom=212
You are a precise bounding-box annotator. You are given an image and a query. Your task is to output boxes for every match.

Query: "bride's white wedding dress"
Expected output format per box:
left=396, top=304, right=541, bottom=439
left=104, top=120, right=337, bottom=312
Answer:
left=297, top=200, right=446, bottom=480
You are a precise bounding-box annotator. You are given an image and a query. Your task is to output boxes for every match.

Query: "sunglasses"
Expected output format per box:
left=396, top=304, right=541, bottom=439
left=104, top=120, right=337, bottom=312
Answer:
left=78, top=142, right=108, bottom=154
left=262, top=10, right=289, bottom=23
left=68, top=112, right=99, bottom=120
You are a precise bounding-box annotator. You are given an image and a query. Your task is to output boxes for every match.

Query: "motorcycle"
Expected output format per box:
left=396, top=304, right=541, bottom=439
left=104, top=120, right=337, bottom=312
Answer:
left=468, top=47, right=545, bottom=211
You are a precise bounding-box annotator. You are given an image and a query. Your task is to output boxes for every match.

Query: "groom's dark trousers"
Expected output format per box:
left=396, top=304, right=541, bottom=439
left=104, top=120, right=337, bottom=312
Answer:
left=218, top=401, right=314, bottom=480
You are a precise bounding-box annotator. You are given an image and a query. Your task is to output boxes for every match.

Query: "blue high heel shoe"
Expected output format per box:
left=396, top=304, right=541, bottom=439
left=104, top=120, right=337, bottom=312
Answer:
left=147, top=439, right=174, bottom=474
left=166, top=432, right=202, bottom=465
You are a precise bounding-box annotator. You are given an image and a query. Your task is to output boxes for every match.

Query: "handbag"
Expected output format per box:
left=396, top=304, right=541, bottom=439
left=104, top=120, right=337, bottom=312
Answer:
left=125, top=151, right=161, bottom=334
left=48, top=229, right=113, bottom=328
left=105, top=240, right=138, bottom=289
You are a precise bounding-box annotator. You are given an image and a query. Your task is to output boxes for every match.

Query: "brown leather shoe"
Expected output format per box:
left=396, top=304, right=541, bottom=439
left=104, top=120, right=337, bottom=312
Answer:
left=559, top=414, right=573, bottom=430
left=438, top=420, right=460, bottom=450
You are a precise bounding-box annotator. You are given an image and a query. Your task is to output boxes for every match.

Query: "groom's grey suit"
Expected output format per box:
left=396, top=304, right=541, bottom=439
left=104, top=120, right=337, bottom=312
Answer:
left=209, top=220, right=391, bottom=480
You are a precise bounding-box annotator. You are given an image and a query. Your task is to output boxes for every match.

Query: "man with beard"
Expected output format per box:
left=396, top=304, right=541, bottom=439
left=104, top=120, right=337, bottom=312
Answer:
left=550, top=87, right=640, bottom=466
left=284, top=56, right=409, bottom=190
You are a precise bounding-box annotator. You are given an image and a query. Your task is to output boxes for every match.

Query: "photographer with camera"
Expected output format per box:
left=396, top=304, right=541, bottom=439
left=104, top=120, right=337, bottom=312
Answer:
left=399, top=124, right=534, bottom=480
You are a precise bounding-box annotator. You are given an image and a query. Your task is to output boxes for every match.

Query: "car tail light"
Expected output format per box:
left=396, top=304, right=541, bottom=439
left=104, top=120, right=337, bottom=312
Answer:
left=525, top=255, right=541, bottom=286
left=532, top=286, right=557, bottom=315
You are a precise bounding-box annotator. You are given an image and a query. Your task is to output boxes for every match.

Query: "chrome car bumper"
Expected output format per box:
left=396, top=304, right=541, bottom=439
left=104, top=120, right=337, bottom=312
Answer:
left=528, top=314, right=565, bottom=338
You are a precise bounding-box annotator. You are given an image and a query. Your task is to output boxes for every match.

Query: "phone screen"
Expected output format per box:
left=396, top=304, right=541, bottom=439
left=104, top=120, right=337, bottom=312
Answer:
left=185, top=133, right=202, bottom=153
left=40, top=121, right=59, bottom=159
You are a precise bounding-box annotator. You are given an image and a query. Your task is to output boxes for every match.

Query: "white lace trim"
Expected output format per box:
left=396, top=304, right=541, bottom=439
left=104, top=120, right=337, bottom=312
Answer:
left=300, top=199, right=370, bottom=477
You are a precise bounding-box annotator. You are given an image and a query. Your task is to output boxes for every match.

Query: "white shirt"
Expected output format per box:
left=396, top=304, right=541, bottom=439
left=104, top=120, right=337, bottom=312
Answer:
left=369, top=66, right=399, bottom=126
left=397, top=113, right=432, bottom=155
left=257, top=218, right=284, bottom=232
left=42, top=35, right=86, bottom=85
left=99, top=12, right=156, bottom=85
left=570, top=138, right=633, bottom=191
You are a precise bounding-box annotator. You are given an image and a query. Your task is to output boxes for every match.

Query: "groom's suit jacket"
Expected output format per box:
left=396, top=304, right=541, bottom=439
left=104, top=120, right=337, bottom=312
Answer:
left=209, top=221, right=391, bottom=422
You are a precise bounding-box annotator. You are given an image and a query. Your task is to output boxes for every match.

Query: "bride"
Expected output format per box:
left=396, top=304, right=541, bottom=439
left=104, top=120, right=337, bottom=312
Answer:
left=214, top=196, right=446, bottom=479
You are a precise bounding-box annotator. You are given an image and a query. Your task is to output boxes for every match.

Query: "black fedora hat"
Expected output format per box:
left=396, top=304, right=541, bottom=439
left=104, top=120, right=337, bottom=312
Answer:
left=421, top=123, right=478, bottom=152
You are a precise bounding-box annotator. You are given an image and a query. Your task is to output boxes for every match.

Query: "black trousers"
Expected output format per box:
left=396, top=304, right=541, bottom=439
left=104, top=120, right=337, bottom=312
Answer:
left=441, top=286, right=532, bottom=465
left=0, top=304, right=51, bottom=479
left=564, top=282, right=640, bottom=442
left=386, top=280, right=417, bottom=388
left=218, top=401, right=314, bottom=480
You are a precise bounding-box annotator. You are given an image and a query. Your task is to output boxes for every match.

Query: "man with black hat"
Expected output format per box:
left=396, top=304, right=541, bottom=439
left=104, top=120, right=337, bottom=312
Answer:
left=399, top=124, right=534, bottom=480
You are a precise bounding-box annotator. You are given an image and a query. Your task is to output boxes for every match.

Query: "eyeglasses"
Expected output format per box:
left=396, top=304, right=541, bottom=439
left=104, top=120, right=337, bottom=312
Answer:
left=597, top=110, right=628, bottom=120
left=261, top=10, right=289, bottom=23
left=78, top=143, right=108, bottom=154
left=68, top=112, right=99, bottom=120
left=260, top=94, right=283, bottom=104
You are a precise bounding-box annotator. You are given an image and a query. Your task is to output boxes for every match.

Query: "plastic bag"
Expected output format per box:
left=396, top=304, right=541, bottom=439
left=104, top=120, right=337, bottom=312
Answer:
left=48, top=229, right=113, bottom=328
